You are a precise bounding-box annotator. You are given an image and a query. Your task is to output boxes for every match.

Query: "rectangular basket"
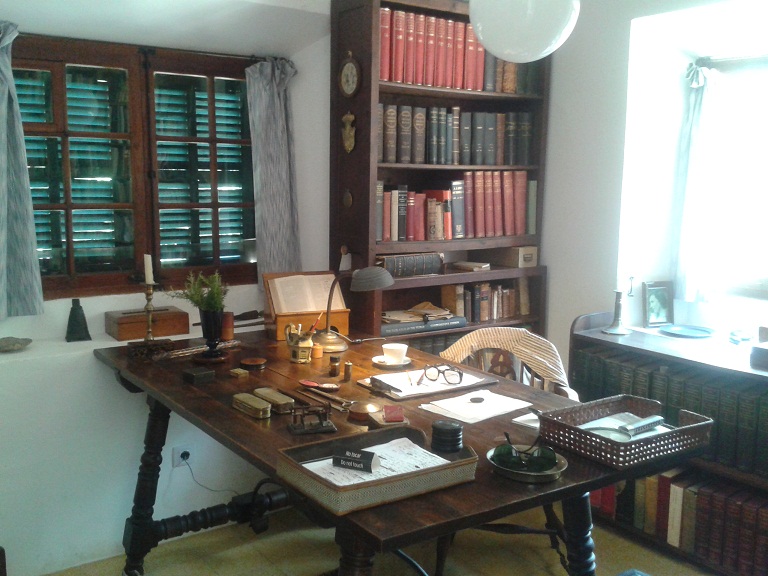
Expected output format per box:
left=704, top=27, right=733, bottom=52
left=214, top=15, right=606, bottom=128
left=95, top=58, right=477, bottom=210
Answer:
left=538, top=395, right=713, bottom=469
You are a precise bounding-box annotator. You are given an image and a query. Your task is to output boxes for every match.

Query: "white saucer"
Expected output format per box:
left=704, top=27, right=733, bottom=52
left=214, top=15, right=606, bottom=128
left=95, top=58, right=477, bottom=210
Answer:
left=372, top=355, right=413, bottom=369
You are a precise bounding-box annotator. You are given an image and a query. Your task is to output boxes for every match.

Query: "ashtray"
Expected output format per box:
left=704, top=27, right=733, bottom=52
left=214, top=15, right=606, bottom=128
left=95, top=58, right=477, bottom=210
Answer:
left=486, top=446, right=567, bottom=483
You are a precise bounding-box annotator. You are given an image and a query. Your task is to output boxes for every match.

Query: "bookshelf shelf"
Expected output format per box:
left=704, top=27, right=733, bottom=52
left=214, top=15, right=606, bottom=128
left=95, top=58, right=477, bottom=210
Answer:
left=330, top=0, right=550, bottom=348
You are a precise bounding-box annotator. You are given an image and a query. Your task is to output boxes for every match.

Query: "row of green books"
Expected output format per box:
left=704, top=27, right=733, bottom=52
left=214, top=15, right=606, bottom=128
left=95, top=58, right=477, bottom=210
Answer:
left=571, top=344, right=768, bottom=476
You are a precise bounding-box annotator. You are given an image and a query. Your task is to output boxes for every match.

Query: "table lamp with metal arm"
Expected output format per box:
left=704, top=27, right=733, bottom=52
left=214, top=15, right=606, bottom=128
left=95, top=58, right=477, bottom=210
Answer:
left=312, top=266, right=395, bottom=353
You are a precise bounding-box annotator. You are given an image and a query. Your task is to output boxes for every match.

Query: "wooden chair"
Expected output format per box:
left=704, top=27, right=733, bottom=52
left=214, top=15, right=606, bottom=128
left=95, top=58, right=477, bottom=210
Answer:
left=433, top=327, right=576, bottom=576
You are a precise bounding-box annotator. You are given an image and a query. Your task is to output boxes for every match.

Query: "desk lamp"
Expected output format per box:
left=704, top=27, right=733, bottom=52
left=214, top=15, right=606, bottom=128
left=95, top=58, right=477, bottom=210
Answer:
left=312, top=266, right=394, bottom=353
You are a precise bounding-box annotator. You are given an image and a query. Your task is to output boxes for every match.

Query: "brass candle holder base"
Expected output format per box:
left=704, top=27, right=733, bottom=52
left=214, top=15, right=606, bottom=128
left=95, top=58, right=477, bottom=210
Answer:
left=127, top=282, right=174, bottom=358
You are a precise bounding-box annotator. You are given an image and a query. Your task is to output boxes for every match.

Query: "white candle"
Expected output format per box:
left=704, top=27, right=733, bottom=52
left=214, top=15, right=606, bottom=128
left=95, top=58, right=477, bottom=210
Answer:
left=144, top=254, right=154, bottom=284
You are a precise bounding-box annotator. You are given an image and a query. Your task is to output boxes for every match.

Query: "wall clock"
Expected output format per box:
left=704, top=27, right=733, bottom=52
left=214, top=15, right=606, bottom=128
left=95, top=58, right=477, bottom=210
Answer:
left=338, top=52, right=361, bottom=98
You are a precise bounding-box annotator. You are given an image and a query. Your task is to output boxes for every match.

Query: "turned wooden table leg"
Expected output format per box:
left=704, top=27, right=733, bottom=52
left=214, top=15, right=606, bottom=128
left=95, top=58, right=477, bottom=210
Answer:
left=122, top=397, right=171, bottom=576
left=561, top=492, right=597, bottom=576
left=334, top=525, right=376, bottom=576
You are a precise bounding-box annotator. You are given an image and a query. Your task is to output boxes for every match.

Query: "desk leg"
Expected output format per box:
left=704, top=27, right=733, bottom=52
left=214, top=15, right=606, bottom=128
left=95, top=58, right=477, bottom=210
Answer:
left=122, top=397, right=171, bottom=576
left=334, top=525, right=375, bottom=576
left=561, top=493, right=596, bottom=576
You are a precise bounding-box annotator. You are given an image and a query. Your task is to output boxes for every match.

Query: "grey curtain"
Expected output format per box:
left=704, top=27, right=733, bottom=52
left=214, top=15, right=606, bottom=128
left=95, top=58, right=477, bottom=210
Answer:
left=246, top=57, right=301, bottom=287
left=0, top=21, right=44, bottom=319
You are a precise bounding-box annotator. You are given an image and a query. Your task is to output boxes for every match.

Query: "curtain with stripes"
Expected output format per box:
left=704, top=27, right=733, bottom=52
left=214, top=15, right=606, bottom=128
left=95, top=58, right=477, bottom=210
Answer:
left=0, top=21, right=43, bottom=319
left=246, top=57, right=301, bottom=285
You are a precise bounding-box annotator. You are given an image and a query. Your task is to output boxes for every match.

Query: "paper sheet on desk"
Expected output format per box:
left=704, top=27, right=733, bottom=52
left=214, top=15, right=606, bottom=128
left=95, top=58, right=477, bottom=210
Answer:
left=363, top=369, right=485, bottom=398
left=420, top=389, right=532, bottom=424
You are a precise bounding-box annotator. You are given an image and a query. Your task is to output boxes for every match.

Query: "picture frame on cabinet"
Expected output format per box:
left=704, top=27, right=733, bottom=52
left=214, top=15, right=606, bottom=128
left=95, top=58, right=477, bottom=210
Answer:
left=642, top=281, right=674, bottom=327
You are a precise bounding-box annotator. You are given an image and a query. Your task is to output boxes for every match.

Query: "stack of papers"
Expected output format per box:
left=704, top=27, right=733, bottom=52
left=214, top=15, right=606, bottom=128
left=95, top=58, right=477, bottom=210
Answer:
left=361, top=369, right=485, bottom=398
left=420, top=389, right=532, bottom=424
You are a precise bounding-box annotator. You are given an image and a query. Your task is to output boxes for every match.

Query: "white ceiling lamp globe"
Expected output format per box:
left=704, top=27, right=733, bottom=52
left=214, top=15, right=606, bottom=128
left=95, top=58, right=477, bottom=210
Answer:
left=469, top=0, right=580, bottom=63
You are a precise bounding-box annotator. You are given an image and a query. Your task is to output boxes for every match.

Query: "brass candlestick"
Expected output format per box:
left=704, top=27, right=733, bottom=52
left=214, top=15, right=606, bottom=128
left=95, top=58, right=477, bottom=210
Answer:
left=127, top=283, right=175, bottom=358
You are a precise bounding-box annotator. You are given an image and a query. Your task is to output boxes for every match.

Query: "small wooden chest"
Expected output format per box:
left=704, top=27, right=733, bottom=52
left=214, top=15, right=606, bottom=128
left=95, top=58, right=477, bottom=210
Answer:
left=105, top=306, right=189, bottom=341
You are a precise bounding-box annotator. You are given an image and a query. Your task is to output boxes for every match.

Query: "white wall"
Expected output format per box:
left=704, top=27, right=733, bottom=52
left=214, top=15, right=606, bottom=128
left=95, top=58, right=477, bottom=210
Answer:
left=0, top=31, right=331, bottom=575
left=543, top=0, right=724, bottom=360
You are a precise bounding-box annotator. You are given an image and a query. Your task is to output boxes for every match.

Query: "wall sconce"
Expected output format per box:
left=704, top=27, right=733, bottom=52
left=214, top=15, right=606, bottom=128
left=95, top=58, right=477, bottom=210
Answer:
left=312, top=266, right=395, bottom=353
left=469, top=0, right=580, bottom=63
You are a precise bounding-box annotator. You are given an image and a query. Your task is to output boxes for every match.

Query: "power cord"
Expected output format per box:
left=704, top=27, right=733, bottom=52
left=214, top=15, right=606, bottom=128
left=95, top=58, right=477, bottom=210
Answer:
left=179, top=453, right=240, bottom=497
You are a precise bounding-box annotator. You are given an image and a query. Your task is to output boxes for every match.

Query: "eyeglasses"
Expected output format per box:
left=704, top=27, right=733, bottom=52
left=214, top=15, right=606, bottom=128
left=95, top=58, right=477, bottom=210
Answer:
left=491, top=437, right=557, bottom=473
left=422, top=364, right=463, bottom=384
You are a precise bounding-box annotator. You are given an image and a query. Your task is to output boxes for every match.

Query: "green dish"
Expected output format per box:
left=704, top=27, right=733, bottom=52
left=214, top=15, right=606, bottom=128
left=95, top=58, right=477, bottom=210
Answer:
left=486, top=446, right=568, bottom=483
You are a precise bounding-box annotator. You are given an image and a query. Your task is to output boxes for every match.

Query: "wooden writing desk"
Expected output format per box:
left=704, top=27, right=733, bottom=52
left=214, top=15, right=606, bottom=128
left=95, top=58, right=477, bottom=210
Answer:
left=95, top=332, right=699, bottom=576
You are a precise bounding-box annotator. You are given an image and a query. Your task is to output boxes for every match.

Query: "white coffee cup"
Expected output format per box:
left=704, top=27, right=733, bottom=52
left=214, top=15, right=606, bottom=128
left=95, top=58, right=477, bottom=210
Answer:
left=382, top=343, right=408, bottom=365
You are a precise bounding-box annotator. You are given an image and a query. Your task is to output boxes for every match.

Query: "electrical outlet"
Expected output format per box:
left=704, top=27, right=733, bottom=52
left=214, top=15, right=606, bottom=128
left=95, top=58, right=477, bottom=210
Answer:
left=172, top=444, right=193, bottom=468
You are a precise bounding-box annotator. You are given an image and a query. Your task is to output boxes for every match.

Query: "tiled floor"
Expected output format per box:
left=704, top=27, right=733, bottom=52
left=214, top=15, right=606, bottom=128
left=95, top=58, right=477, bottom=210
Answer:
left=47, top=506, right=712, bottom=576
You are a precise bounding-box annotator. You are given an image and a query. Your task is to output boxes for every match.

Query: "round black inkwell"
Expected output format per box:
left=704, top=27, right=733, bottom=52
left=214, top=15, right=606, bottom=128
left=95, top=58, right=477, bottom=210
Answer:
left=431, top=419, right=463, bottom=453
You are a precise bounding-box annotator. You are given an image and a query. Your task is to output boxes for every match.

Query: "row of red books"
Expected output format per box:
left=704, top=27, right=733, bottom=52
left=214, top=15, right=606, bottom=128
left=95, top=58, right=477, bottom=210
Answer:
left=592, top=467, right=768, bottom=575
left=379, top=7, right=538, bottom=93
left=375, top=171, right=533, bottom=243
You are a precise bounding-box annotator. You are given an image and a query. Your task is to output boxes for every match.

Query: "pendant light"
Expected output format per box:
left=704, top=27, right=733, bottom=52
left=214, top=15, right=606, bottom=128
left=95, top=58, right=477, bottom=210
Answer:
left=469, top=0, right=580, bottom=63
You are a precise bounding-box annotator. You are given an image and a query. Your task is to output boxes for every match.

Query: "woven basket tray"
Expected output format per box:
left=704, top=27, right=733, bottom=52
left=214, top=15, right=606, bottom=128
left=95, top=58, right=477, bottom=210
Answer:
left=538, top=395, right=712, bottom=470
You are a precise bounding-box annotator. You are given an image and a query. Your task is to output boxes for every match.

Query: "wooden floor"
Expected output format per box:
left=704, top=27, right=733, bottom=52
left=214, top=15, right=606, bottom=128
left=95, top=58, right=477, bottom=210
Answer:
left=47, top=506, right=713, bottom=576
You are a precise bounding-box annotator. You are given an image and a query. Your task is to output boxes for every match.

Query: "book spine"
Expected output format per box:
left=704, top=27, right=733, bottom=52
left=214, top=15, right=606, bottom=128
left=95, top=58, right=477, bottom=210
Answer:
left=474, top=36, right=485, bottom=92
left=397, top=105, right=412, bottom=164
left=680, top=481, right=706, bottom=554
left=426, top=198, right=438, bottom=241
left=471, top=111, right=484, bottom=165
left=643, top=474, right=659, bottom=536
left=738, top=495, right=766, bottom=574
left=527, top=179, right=537, bottom=235
left=495, top=112, right=505, bottom=166
left=483, top=50, right=496, bottom=92
left=377, top=103, right=384, bottom=163
left=379, top=253, right=442, bottom=278
left=516, top=111, right=533, bottom=165
left=442, top=199, right=452, bottom=240
left=502, top=170, right=514, bottom=236
left=390, top=186, right=399, bottom=241
left=434, top=17, right=447, bottom=88
left=473, top=170, right=485, bottom=238
left=483, top=110, right=496, bottom=166
left=755, top=505, right=768, bottom=576
left=390, top=10, right=406, bottom=83
left=483, top=170, right=494, bottom=237
left=694, top=483, right=718, bottom=559
left=451, top=106, right=460, bottom=165
left=755, top=394, right=768, bottom=476
left=463, top=23, right=476, bottom=90
left=723, top=491, right=750, bottom=570
left=405, top=190, right=416, bottom=241
left=403, top=11, right=416, bottom=85
left=379, top=8, right=392, bottom=82
left=413, top=192, right=426, bottom=242
left=462, top=170, right=475, bottom=239
left=413, top=13, right=426, bottom=86
left=504, top=112, right=518, bottom=165
left=717, top=381, right=748, bottom=467
left=428, top=106, right=439, bottom=165
left=463, top=289, right=472, bottom=322
left=424, top=15, right=437, bottom=87
left=700, top=380, right=721, bottom=460
left=379, top=316, right=468, bottom=336
left=737, top=388, right=764, bottom=472
left=709, top=486, right=741, bottom=565
left=450, top=179, right=465, bottom=239
left=633, top=477, right=646, bottom=530
left=445, top=19, right=455, bottom=89
left=502, top=61, right=517, bottom=93
left=438, top=107, right=447, bottom=165
left=452, top=21, right=465, bottom=90
left=459, top=111, right=472, bottom=166
left=516, top=62, right=530, bottom=94
left=513, top=170, right=527, bottom=235
left=445, top=111, right=453, bottom=167
left=382, top=190, right=391, bottom=242
left=375, top=180, right=384, bottom=242
left=384, top=104, right=398, bottom=163
left=412, top=106, right=427, bottom=165
left=491, top=170, right=503, bottom=237
left=397, top=187, right=407, bottom=241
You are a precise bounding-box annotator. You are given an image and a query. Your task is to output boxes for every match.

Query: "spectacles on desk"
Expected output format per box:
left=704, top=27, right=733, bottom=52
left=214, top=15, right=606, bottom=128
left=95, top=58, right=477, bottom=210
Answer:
left=490, top=437, right=557, bottom=472
left=420, top=364, right=463, bottom=385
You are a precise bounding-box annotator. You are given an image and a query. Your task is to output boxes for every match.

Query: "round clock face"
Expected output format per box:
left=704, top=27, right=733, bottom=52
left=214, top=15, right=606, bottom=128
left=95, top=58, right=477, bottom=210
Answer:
left=339, top=58, right=360, bottom=97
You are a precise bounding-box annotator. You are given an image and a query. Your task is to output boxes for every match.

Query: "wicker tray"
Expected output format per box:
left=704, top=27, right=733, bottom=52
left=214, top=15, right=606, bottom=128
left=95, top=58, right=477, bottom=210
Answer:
left=538, top=395, right=712, bottom=470
left=276, top=426, right=477, bottom=515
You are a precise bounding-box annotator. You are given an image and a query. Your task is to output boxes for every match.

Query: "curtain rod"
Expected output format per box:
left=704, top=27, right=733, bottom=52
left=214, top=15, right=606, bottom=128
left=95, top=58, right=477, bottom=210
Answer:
left=696, top=54, right=768, bottom=69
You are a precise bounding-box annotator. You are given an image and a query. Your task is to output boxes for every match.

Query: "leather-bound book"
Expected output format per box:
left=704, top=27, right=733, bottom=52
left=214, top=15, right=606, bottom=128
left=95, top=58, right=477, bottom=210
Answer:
left=495, top=113, right=505, bottom=166
left=377, top=103, right=384, bottom=162
left=473, top=170, right=485, bottom=238
left=413, top=13, right=426, bottom=85
left=390, top=10, right=406, bottom=83
left=403, top=11, right=415, bottom=84
left=723, top=490, right=754, bottom=571
left=379, top=8, right=392, bottom=82
left=462, top=171, right=475, bottom=238
left=434, top=17, right=447, bottom=88
left=513, top=170, right=528, bottom=235
left=708, top=484, right=745, bottom=565
left=424, top=15, right=437, bottom=86
left=411, top=106, right=427, bottom=164
left=656, top=467, right=688, bottom=541
left=471, top=111, right=485, bottom=165
left=474, top=38, right=485, bottom=92
left=680, top=480, right=709, bottom=554
left=502, top=61, right=518, bottom=93
left=397, top=186, right=408, bottom=241
left=504, top=112, right=518, bottom=165
left=437, top=107, right=447, bottom=165
left=736, top=386, right=766, bottom=472
left=413, top=192, right=426, bottom=241
left=375, top=180, right=384, bottom=241
left=451, top=106, right=461, bottom=165
left=491, top=171, right=503, bottom=237
left=738, top=495, right=767, bottom=575
left=756, top=393, right=768, bottom=476
left=502, top=170, right=515, bottom=236
left=755, top=504, right=768, bottom=576
left=483, top=170, right=494, bottom=237
left=463, top=23, right=476, bottom=91
left=483, top=111, right=496, bottom=166
left=695, top=482, right=723, bottom=560
left=452, top=21, right=466, bottom=90
left=427, top=106, right=439, bottom=164
left=516, top=111, right=533, bottom=165
left=483, top=50, right=496, bottom=92
left=396, top=105, right=412, bottom=164
left=459, top=111, right=472, bottom=165
left=382, top=190, right=391, bottom=242
left=383, top=104, right=397, bottom=163
left=405, top=190, right=416, bottom=241
left=450, top=179, right=465, bottom=239
left=445, top=19, right=455, bottom=88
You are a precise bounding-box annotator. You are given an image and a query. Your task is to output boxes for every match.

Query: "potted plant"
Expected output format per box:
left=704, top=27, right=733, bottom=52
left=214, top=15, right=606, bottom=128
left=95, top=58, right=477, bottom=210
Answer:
left=169, top=271, right=229, bottom=357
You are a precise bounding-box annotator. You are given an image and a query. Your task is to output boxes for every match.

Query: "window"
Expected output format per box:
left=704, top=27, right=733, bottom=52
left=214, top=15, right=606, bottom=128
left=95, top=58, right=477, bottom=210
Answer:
left=13, top=36, right=256, bottom=298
